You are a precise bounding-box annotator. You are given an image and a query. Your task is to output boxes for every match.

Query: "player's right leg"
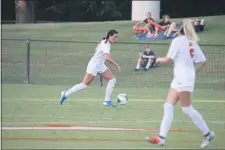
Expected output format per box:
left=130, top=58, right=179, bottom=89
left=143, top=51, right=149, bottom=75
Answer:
left=146, top=80, right=179, bottom=145
left=178, top=88, right=215, bottom=148
left=60, top=64, right=97, bottom=105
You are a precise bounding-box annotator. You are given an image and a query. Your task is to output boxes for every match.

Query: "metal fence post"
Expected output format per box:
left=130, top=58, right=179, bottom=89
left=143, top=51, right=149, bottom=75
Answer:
left=26, top=38, right=31, bottom=84
left=98, top=74, right=103, bottom=87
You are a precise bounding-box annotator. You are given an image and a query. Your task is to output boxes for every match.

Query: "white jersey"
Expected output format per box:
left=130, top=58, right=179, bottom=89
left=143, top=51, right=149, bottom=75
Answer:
left=167, top=36, right=206, bottom=86
left=88, top=39, right=111, bottom=69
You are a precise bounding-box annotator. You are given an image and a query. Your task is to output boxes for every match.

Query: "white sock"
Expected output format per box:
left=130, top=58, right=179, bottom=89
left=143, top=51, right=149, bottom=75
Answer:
left=159, top=103, right=174, bottom=138
left=145, top=60, right=152, bottom=69
left=65, top=83, right=88, bottom=97
left=182, top=105, right=210, bottom=135
left=136, top=63, right=140, bottom=69
left=104, top=78, right=116, bottom=101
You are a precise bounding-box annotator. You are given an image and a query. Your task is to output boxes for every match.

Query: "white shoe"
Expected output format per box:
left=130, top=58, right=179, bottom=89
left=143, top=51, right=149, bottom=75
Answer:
left=200, top=131, right=215, bottom=148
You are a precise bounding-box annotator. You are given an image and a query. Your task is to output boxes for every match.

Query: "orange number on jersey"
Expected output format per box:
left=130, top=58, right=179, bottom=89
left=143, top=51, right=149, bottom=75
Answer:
left=189, top=48, right=194, bottom=58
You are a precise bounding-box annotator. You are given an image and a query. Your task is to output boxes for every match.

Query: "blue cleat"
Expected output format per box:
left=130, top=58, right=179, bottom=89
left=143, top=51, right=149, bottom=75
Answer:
left=103, top=100, right=116, bottom=107
left=60, top=91, right=67, bottom=105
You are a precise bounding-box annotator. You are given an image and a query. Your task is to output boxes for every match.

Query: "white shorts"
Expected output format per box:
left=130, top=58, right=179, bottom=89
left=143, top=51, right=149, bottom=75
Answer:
left=86, top=64, right=107, bottom=76
left=170, top=79, right=194, bottom=92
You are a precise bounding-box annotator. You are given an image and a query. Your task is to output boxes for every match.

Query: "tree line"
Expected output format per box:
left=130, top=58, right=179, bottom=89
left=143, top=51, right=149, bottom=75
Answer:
left=2, top=0, right=225, bottom=23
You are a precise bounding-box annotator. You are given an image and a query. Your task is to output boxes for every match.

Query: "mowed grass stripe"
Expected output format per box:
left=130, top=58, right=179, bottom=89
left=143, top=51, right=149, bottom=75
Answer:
left=2, top=137, right=199, bottom=146
left=2, top=98, right=225, bottom=103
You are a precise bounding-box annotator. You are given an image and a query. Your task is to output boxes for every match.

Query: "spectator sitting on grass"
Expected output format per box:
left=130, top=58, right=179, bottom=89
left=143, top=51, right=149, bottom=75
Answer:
left=191, top=18, right=205, bottom=32
left=154, top=15, right=177, bottom=38
left=135, top=44, right=157, bottom=72
left=171, top=19, right=205, bottom=38
left=133, top=12, right=155, bottom=35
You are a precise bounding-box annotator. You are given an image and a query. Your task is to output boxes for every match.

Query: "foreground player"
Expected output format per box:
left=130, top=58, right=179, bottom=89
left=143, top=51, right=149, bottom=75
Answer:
left=146, top=19, right=215, bottom=148
left=60, top=29, right=120, bottom=107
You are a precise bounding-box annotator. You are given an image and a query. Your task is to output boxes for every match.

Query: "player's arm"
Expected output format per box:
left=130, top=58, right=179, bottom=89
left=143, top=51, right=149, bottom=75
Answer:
left=104, top=53, right=120, bottom=72
left=156, top=39, right=180, bottom=64
left=156, top=57, right=172, bottom=63
left=193, top=44, right=207, bottom=73
left=102, top=44, right=120, bottom=72
left=195, top=61, right=206, bottom=73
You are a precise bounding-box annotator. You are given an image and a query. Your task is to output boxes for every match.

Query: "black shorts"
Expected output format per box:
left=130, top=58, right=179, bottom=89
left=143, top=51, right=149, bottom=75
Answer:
left=194, top=24, right=205, bottom=32
left=141, top=58, right=157, bottom=68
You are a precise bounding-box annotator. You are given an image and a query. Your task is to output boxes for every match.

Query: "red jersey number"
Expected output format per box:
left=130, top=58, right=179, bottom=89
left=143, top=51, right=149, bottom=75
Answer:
left=189, top=48, right=194, bottom=58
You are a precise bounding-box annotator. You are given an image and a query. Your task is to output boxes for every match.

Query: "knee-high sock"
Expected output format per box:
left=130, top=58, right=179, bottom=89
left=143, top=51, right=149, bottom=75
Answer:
left=104, top=78, right=116, bottom=101
left=159, top=103, right=174, bottom=138
left=182, top=105, right=210, bottom=135
left=65, top=83, right=88, bottom=97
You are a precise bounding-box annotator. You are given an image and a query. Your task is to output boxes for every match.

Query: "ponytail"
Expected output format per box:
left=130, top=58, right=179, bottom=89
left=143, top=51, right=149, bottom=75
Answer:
left=179, top=19, right=199, bottom=42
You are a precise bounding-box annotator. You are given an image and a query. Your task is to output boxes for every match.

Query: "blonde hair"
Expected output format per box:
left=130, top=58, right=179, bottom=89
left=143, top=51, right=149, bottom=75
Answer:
left=179, top=19, right=199, bottom=42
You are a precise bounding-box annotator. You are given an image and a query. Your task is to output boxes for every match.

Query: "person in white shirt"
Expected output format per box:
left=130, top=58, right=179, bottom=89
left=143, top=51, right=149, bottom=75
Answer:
left=146, top=19, right=215, bottom=148
left=60, top=29, right=120, bottom=107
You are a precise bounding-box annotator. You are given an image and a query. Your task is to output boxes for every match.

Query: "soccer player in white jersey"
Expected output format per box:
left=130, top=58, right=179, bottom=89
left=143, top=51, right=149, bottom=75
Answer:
left=146, top=19, right=215, bottom=148
left=60, top=29, right=120, bottom=107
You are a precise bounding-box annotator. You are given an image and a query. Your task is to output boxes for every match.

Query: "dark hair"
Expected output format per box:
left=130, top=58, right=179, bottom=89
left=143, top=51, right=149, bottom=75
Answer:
left=103, top=29, right=119, bottom=43
left=162, top=15, right=170, bottom=19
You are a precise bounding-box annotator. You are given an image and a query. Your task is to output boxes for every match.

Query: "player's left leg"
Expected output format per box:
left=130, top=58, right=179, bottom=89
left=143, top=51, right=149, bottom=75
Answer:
left=99, top=67, right=116, bottom=107
left=179, top=89, right=215, bottom=148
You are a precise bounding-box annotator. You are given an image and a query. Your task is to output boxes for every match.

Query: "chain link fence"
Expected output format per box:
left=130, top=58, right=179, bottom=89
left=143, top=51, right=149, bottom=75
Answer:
left=2, top=39, right=225, bottom=90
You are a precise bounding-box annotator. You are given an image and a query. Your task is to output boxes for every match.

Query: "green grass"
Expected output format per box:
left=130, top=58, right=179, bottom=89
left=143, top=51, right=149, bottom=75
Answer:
left=2, top=16, right=225, bottom=149
left=2, top=84, right=225, bottom=149
left=2, top=15, right=225, bottom=44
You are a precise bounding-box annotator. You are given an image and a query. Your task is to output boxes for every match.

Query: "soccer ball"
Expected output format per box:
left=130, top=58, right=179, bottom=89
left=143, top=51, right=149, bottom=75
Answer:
left=117, top=93, right=128, bottom=105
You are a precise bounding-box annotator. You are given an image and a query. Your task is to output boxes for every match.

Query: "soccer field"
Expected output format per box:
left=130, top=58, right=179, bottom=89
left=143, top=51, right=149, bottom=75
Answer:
left=2, top=16, right=225, bottom=149
left=2, top=84, right=225, bottom=149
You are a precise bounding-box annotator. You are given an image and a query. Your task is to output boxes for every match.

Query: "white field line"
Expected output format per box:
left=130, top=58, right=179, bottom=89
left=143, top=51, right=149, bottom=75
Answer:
left=2, top=119, right=225, bottom=125
left=2, top=126, right=143, bottom=131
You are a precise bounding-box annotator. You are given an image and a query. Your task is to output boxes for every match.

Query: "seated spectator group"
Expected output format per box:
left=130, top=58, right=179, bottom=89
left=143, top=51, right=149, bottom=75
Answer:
left=133, top=12, right=205, bottom=40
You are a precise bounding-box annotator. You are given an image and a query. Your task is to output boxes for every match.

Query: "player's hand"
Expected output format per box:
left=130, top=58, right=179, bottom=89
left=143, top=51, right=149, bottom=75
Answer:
left=156, top=57, right=161, bottom=64
left=115, top=64, right=121, bottom=72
